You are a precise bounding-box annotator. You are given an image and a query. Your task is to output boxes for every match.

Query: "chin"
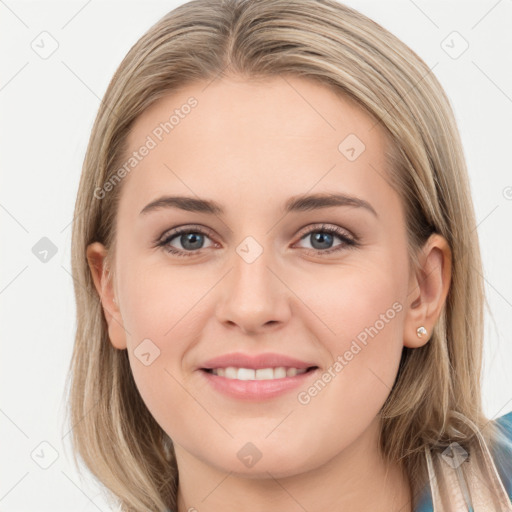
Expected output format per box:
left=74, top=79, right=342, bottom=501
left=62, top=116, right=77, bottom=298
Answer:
left=208, top=444, right=315, bottom=479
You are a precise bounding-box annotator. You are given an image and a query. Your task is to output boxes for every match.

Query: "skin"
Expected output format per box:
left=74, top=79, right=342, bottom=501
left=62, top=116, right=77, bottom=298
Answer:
left=87, top=75, right=452, bottom=512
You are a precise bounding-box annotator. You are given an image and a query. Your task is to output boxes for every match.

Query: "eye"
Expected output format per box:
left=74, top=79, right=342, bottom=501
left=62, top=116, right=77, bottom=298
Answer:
left=156, top=223, right=359, bottom=258
left=294, top=224, right=358, bottom=255
left=156, top=224, right=217, bottom=258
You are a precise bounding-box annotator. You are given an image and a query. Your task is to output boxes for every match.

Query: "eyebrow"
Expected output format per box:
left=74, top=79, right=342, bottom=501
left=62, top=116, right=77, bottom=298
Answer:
left=139, top=192, right=378, bottom=218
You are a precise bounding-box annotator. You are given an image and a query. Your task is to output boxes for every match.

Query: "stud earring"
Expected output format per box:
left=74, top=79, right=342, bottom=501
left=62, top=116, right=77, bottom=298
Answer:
left=416, top=326, right=427, bottom=338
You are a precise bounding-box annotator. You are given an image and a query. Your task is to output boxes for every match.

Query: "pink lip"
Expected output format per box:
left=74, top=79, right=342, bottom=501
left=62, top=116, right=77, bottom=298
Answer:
left=199, top=367, right=319, bottom=401
left=198, top=352, right=317, bottom=370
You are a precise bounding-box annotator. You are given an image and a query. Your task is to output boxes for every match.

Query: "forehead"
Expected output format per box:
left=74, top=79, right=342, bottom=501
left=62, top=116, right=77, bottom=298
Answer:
left=128, top=75, right=385, bottom=151
left=118, top=75, right=398, bottom=220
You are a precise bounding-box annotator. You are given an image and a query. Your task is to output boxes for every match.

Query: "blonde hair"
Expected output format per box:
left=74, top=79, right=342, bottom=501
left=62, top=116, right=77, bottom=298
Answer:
left=64, top=0, right=505, bottom=510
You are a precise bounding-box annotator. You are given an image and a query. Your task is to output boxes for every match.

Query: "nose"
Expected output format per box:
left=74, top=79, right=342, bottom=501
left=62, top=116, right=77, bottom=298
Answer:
left=215, top=241, right=291, bottom=335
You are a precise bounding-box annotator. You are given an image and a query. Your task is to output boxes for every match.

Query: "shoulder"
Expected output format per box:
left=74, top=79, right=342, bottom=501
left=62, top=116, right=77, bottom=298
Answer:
left=492, top=409, right=512, bottom=501
left=495, top=409, right=512, bottom=434
left=414, top=410, right=512, bottom=512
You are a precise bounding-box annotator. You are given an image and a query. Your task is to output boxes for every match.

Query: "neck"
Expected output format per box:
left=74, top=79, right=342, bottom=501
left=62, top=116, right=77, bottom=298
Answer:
left=174, top=416, right=413, bottom=512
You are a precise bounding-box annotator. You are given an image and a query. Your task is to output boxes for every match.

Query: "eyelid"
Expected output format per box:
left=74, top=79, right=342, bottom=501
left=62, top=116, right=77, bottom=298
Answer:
left=295, top=223, right=354, bottom=241
left=158, top=224, right=217, bottom=243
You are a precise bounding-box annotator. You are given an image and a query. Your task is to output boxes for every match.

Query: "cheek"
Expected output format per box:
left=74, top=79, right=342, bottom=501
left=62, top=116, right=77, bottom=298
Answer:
left=117, top=261, right=212, bottom=429
left=293, top=259, right=405, bottom=400
left=119, top=255, right=211, bottom=341
left=291, top=274, right=404, bottom=449
left=294, top=257, right=404, bottom=344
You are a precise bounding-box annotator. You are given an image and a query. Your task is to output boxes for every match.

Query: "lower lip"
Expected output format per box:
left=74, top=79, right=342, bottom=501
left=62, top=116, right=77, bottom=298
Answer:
left=198, top=368, right=319, bottom=401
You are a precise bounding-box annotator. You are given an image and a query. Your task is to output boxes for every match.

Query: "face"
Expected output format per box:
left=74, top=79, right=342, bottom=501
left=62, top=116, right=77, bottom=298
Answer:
left=89, top=75, right=430, bottom=479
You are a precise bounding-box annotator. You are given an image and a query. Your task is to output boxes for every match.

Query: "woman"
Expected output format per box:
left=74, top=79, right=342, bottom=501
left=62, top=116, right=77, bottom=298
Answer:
left=65, top=0, right=512, bottom=510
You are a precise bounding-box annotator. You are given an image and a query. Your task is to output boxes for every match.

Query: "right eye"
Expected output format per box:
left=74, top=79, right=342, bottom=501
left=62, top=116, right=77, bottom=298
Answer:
left=157, top=225, right=217, bottom=257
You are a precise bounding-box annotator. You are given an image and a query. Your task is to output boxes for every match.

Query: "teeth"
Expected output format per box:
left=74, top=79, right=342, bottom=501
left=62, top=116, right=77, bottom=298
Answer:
left=210, top=366, right=309, bottom=380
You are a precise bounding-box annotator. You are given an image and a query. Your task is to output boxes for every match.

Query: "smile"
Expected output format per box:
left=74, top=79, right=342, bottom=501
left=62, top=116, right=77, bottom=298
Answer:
left=199, top=366, right=319, bottom=401
left=205, top=366, right=316, bottom=380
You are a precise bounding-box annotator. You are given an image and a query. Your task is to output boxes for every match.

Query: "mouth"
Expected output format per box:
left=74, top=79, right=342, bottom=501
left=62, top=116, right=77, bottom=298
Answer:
left=200, top=365, right=319, bottom=380
left=198, top=365, right=320, bottom=401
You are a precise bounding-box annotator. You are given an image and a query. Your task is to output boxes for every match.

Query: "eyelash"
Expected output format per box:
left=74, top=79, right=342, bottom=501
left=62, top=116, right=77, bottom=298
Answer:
left=156, top=223, right=359, bottom=258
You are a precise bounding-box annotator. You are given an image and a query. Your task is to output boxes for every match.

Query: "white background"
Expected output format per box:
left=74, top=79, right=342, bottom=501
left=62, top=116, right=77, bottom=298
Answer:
left=1, top=0, right=511, bottom=510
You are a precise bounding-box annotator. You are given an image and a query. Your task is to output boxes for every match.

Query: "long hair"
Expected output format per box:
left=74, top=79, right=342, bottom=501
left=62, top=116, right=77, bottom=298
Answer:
left=64, top=1, right=505, bottom=510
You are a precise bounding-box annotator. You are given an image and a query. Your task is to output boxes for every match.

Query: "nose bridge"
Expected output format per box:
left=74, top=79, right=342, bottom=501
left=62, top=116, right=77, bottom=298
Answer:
left=234, top=235, right=274, bottom=293
left=215, top=233, right=290, bottom=332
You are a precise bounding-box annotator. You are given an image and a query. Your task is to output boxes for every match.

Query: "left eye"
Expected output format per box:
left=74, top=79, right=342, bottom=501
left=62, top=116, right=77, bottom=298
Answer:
left=157, top=224, right=358, bottom=257
left=295, top=225, right=356, bottom=253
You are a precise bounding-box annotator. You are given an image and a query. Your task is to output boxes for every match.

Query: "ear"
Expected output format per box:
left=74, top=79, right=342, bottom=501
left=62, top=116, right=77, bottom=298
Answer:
left=403, top=233, right=452, bottom=348
left=86, top=242, right=127, bottom=350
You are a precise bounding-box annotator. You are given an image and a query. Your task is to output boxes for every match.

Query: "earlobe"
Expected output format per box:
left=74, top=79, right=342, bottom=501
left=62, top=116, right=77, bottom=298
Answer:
left=403, top=234, right=452, bottom=349
left=86, top=242, right=127, bottom=350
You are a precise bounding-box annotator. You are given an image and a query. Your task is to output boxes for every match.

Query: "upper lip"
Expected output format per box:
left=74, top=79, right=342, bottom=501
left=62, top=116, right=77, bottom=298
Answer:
left=199, top=352, right=318, bottom=370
